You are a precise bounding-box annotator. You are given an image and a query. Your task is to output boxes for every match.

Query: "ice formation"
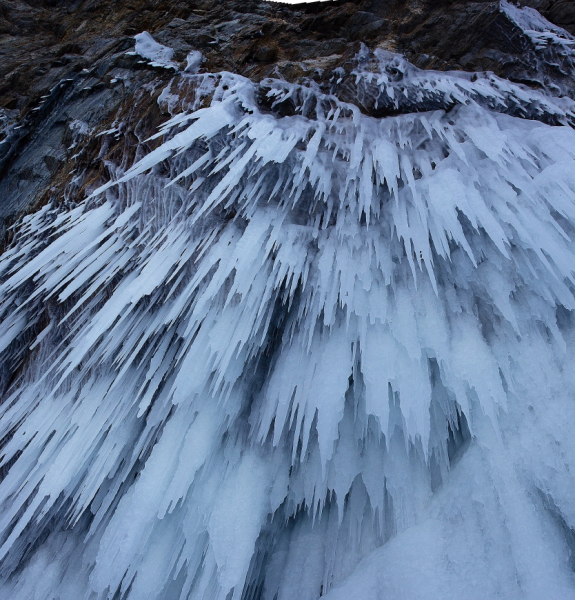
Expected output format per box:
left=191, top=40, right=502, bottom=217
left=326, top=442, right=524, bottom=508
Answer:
left=1, top=4, right=575, bottom=599
left=502, top=0, right=575, bottom=53
left=129, top=31, right=179, bottom=70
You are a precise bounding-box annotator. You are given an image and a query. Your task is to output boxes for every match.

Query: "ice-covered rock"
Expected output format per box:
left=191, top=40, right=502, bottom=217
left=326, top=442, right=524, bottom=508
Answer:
left=1, top=5, right=575, bottom=600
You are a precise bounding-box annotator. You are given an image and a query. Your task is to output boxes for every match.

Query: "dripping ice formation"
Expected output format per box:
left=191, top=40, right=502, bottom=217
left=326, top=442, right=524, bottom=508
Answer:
left=2, top=6, right=575, bottom=600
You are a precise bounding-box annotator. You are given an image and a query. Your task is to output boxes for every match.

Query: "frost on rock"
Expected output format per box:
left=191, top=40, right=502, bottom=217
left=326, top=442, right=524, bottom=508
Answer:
left=500, top=0, right=575, bottom=96
left=2, top=36, right=575, bottom=600
left=501, top=0, right=575, bottom=53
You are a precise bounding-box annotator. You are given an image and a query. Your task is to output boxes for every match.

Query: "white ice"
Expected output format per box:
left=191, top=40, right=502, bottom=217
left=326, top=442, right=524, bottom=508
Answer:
left=129, top=31, right=179, bottom=69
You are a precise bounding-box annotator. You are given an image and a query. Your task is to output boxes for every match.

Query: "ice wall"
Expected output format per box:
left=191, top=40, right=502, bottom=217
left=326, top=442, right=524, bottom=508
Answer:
left=1, top=5, right=575, bottom=599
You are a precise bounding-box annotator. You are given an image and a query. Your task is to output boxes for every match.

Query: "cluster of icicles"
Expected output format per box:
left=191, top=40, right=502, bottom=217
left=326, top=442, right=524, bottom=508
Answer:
left=2, top=19, right=575, bottom=600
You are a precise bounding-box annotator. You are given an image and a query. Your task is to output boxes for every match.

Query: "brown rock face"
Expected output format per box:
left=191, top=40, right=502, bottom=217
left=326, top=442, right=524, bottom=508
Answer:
left=0, top=0, right=573, bottom=242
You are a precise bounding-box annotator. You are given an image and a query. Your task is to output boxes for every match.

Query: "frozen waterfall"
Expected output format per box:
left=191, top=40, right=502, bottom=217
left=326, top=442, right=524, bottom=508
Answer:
left=2, top=4, right=575, bottom=599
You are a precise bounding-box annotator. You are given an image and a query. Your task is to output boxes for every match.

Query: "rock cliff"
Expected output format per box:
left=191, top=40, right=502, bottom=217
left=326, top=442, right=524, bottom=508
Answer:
left=1, top=0, right=575, bottom=240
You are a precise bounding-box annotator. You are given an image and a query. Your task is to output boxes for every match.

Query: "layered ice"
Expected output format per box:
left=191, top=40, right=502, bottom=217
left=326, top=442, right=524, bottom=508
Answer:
left=1, top=7, right=575, bottom=600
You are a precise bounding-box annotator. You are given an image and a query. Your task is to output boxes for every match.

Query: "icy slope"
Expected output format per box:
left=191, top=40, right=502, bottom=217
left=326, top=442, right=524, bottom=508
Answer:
left=1, top=5, right=575, bottom=600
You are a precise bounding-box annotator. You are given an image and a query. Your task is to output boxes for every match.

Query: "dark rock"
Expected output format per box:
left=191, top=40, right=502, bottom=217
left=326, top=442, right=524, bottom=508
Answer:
left=252, top=44, right=278, bottom=63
